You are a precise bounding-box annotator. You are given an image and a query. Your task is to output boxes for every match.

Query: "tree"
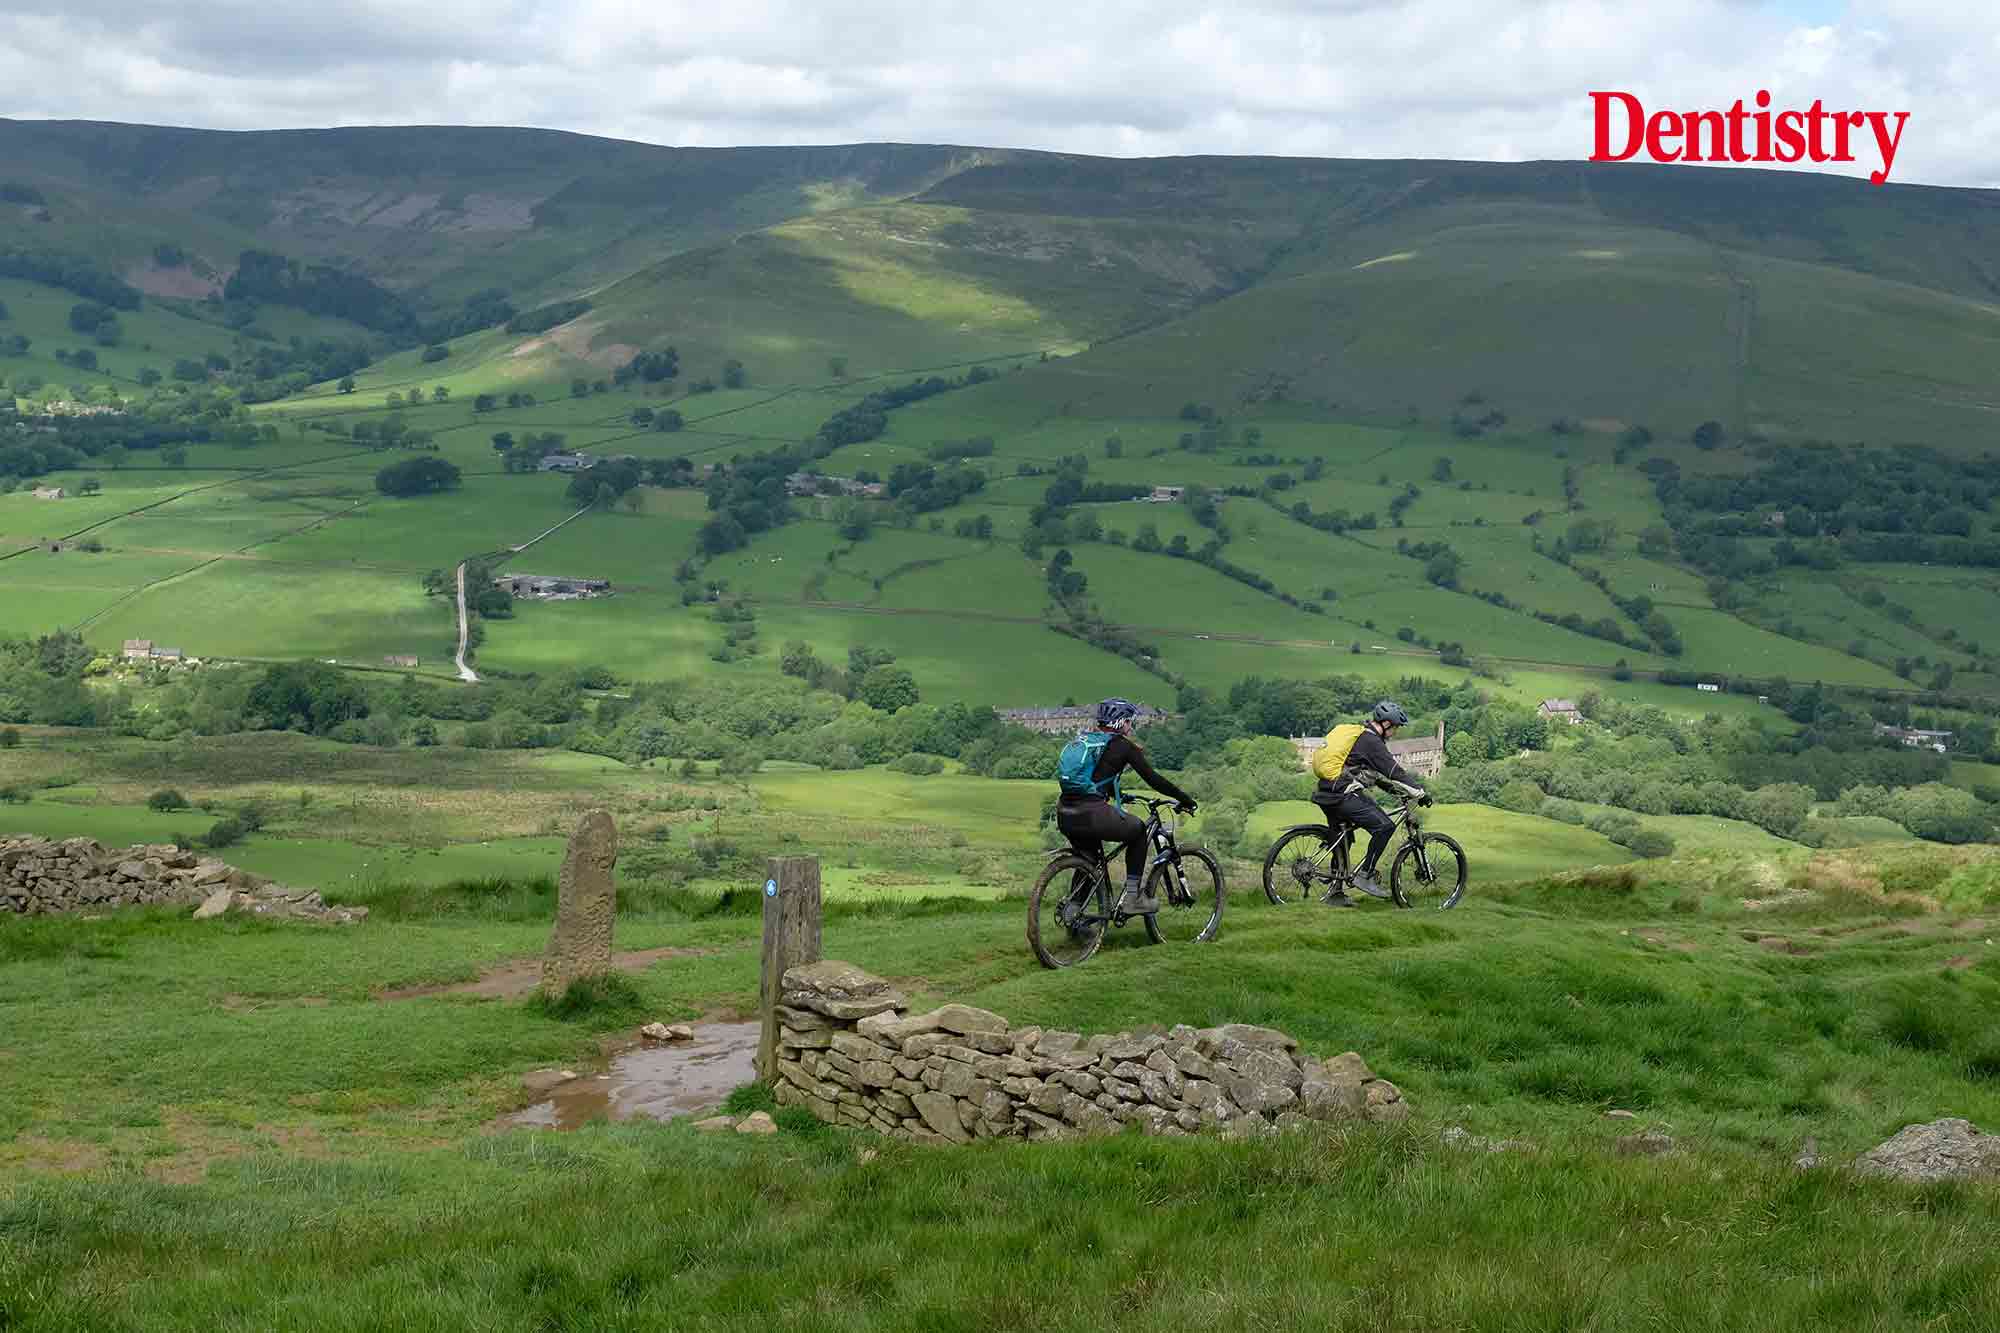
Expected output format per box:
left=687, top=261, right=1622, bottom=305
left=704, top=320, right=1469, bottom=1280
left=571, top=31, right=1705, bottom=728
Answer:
left=147, top=789, right=188, bottom=812
left=722, top=359, right=746, bottom=389
left=385, top=391, right=403, bottom=407
left=571, top=378, right=589, bottom=398
left=337, top=375, right=356, bottom=394
left=246, top=661, right=368, bottom=734
left=432, top=386, right=449, bottom=403
left=0, top=727, right=19, bottom=749
left=630, top=407, right=655, bottom=428
left=828, top=355, right=847, bottom=379
left=1692, top=420, right=1724, bottom=450
left=490, top=431, right=514, bottom=453
left=1432, top=456, right=1454, bottom=482
left=473, top=393, right=496, bottom=413
left=161, top=445, right=188, bottom=467
left=860, top=664, right=920, bottom=714
left=656, top=409, right=684, bottom=432
left=1104, top=435, right=1123, bottom=459
left=77, top=476, right=101, bottom=495
left=136, top=367, right=162, bottom=387
left=375, top=457, right=462, bottom=497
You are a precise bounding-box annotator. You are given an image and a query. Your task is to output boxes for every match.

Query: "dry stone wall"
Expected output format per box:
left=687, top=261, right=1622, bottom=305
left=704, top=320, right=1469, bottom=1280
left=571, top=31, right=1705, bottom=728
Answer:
left=1, top=835, right=365, bottom=922
left=771, top=960, right=1410, bottom=1143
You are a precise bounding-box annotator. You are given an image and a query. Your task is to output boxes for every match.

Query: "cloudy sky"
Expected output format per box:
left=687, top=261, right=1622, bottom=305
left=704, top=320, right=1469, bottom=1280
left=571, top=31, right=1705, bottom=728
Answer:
left=2, top=0, right=1995, bottom=187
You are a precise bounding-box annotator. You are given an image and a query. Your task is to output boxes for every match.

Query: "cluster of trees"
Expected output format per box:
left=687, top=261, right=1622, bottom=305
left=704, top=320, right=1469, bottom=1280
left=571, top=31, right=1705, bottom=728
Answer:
left=226, top=250, right=416, bottom=335
left=814, top=371, right=981, bottom=449
left=0, top=244, right=141, bottom=310
left=614, top=347, right=680, bottom=386
left=1645, top=445, right=2000, bottom=576
left=374, top=456, right=461, bottom=496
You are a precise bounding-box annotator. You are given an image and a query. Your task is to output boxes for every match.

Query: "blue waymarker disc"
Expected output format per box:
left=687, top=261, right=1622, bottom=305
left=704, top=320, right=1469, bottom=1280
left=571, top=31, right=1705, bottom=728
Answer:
left=765, top=879, right=778, bottom=897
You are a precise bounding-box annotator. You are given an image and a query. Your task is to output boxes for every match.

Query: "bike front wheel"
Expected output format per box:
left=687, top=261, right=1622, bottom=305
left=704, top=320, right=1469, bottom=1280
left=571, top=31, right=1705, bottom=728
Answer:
left=1143, top=846, right=1224, bottom=944
left=1261, top=826, right=1343, bottom=905
left=1028, top=855, right=1108, bottom=968
left=1390, top=833, right=1467, bottom=910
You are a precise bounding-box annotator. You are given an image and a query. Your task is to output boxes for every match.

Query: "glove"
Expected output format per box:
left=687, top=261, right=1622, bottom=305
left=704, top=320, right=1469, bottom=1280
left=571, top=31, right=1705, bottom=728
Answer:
left=1177, top=800, right=1198, bottom=816
left=1417, top=792, right=1434, bottom=807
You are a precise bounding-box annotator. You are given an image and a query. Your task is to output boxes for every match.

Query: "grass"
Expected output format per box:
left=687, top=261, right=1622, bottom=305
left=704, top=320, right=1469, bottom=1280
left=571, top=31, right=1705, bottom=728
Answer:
left=3, top=834, right=1999, bottom=1327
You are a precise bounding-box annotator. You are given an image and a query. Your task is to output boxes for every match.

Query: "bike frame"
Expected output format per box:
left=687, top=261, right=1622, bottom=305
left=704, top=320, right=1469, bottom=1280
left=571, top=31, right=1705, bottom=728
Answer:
left=1278, top=797, right=1430, bottom=889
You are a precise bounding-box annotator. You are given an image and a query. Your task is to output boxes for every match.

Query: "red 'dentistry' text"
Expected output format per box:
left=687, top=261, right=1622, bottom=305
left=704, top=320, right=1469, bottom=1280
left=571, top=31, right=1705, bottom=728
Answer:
left=1589, top=90, right=1909, bottom=185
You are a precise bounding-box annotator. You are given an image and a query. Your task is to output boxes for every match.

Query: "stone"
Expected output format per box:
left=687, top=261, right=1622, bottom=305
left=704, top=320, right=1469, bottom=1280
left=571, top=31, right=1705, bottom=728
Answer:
left=1604, top=1109, right=1638, bottom=1120
left=1198, top=1024, right=1299, bottom=1056
left=1127, top=1105, right=1173, bottom=1135
left=936, top=1065, right=990, bottom=1103
left=191, top=888, right=234, bottom=920
left=1139, top=1072, right=1182, bottom=1110
left=806, top=1097, right=839, bottom=1124
left=541, top=810, right=619, bottom=994
left=1853, top=1119, right=2000, bottom=1183
left=780, top=1026, right=833, bottom=1050
left=1017, top=1109, right=1070, bottom=1141
left=877, top=1089, right=917, bottom=1118
left=1793, top=1137, right=1821, bottom=1171
left=858, top=1061, right=897, bottom=1089
left=1028, top=1083, right=1069, bottom=1116
left=519, top=1068, right=573, bottom=1096
left=931, top=1004, right=1009, bottom=1036
left=775, top=1005, right=835, bottom=1031
left=1103, top=1035, right=1164, bottom=1062
left=1103, top=1077, right=1143, bottom=1103
left=1362, top=1080, right=1408, bottom=1124
left=1224, top=1051, right=1301, bottom=1116
left=735, top=1111, right=779, bottom=1135
left=1174, top=1108, right=1202, bottom=1133
left=1034, top=1031, right=1083, bottom=1057
left=980, top=1089, right=1016, bottom=1127
left=693, top=1116, right=737, bottom=1133
left=830, top=1032, right=897, bottom=1064
left=912, top=1092, right=972, bottom=1144
left=1274, top=1111, right=1313, bottom=1134
left=903, top=1033, right=952, bottom=1060
left=974, top=1054, right=1037, bottom=1081
left=780, top=960, right=908, bottom=1020
left=1614, top=1130, right=1676, bottom=1157
left=1054, top=1070, right=1101, bottom=1098
left=639, top=1022, right=674, bottom=1041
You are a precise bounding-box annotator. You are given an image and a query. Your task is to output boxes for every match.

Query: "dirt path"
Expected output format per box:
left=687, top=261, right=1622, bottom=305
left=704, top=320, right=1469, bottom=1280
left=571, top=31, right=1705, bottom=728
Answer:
left=374, top=945, right=716, bottom=1001
left=454, top=561, right=479, bottom=683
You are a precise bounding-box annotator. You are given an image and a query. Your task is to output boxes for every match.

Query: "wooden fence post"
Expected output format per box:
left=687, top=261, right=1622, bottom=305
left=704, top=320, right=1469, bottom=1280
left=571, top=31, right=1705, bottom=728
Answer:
left=758, top=856, right=823, bottom=1082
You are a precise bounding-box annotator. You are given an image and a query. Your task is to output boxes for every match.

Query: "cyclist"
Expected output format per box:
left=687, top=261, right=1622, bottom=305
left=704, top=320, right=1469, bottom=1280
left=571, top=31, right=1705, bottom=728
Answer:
left=1311, top=700, right=1432, bottom=907
left=1056, top=698, right=1197, bottom=914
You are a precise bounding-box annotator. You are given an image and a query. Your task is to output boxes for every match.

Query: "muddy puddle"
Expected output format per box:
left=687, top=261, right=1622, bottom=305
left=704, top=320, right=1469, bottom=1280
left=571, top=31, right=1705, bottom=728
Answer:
left=506, top=1021, right=761, bottom=1131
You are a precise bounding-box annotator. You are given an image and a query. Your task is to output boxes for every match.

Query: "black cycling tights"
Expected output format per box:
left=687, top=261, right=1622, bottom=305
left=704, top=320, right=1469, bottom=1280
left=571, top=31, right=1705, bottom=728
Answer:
left=1056, top=798, right=1147, bottom=879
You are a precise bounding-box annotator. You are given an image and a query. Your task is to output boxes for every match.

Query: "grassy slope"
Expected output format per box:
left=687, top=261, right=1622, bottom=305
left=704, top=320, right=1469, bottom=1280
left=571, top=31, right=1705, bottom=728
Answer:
left=3, top=830, right=1999, bottom=1327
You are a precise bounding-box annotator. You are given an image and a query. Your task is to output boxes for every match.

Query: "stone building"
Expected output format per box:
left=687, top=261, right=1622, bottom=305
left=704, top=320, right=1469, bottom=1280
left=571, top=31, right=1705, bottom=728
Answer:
left=1289, top=720, right=1448, bottom=779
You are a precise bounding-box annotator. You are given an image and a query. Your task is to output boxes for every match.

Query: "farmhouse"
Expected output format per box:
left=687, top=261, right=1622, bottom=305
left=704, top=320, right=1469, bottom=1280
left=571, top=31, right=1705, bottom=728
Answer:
left=536, top=453, right=595, bottom=473
left=497, top=574, right=610, bottom=600
left=31, top=486, right=64, bottom=500
left=383, top=655, right=420, bottom=668
left=1537, top=698, right=1583, bottom=724
left=785, top=472, right=887, bottom=499
left=998, top=705, right=1171, bottom=735
left=1290, top=721, right=1449, bottom=780
left=120, top=640, right=185, bottom=664
left=1145, top=486, right=1186, bottom=503
left=1875, top=723, right=1952, bottom=753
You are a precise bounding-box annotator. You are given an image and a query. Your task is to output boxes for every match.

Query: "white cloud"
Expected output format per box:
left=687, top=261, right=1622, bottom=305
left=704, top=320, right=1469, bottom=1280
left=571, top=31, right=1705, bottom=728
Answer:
left=1, top=0, right=1992, bottom=187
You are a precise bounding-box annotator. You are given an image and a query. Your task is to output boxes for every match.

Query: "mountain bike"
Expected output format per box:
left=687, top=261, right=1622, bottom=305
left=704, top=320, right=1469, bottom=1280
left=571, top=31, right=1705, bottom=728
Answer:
left=1028, top=794, right=1224, bottom=969
left=1259, top=783, right=1467, bottom=910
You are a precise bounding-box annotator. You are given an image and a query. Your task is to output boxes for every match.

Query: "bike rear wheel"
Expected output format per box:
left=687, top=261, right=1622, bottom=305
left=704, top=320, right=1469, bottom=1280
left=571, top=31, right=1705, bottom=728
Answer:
left=1390, top=833, right=1467, bottom=910
left=1143, top=846, right=1224, bottom=944
left=1261, top=827, right=1345, bottom=905
left=1028, top=855, right=1108, bottom=968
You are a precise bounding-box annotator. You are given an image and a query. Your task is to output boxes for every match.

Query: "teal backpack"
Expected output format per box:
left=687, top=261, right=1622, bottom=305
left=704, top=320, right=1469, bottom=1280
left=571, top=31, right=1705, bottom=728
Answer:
left=1057, top=730, right=1121, bottom=805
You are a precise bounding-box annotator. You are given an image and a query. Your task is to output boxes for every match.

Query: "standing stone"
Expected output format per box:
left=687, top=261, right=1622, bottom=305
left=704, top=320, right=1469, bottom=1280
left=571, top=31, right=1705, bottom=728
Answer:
left=541, top=810, right=618, bottom=994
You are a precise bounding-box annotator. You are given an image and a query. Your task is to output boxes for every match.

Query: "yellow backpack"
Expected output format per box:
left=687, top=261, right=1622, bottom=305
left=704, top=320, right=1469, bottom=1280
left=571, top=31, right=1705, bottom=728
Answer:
left=1311, top=723, right=1367, bottom=782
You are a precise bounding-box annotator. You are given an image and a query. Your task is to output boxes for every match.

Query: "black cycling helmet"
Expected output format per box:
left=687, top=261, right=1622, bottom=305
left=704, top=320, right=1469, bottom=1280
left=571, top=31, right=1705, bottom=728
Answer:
left=1096, top=697, right=1142, bottom=729
left=1370, top=700, right=1410, bottom=726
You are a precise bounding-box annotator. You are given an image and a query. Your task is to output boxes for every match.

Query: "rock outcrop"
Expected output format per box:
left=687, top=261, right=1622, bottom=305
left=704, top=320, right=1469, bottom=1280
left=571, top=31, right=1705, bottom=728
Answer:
left=769, top=960, right=1410, bottom=1144
left=1854, top=1119, right=2000, bottom=1183
left=1, top=836, right=363, bottom=922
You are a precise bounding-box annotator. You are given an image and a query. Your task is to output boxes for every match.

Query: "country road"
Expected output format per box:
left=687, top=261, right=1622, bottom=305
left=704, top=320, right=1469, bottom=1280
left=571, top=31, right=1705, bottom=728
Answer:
left=453, top=562, right=479, bottom=683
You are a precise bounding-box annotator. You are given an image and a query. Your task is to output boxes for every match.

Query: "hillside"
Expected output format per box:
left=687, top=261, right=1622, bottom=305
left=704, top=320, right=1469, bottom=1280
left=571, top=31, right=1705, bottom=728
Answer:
left=5, top=121, right=2000, bottom=736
